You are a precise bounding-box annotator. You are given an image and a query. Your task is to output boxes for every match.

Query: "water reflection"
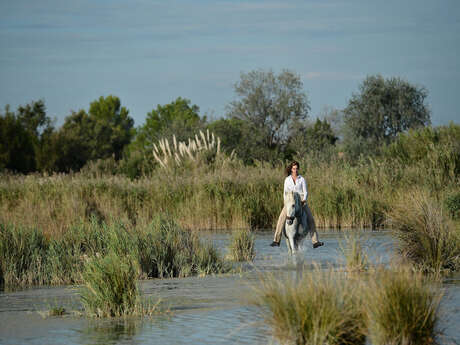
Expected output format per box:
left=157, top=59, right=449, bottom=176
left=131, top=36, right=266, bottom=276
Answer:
left=79, top=319, right=143, bottom=345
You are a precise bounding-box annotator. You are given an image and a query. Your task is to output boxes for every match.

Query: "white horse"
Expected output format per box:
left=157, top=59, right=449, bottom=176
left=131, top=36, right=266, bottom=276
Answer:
left=283, top=191, right=308, bottom=255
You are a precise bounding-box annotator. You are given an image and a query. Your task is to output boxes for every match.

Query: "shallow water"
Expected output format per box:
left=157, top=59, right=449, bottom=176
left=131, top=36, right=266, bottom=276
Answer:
left=0, top=231, right=458, bottom=345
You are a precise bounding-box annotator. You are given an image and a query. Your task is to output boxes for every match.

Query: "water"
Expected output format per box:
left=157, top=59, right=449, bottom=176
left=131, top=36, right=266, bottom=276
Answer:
left=0, top=231, right=458, bottom=345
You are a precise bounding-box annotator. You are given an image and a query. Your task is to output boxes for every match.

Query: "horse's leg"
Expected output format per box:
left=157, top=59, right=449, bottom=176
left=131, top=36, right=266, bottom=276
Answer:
left=290, top=236, right=296, bottom=254
left=305, top=204, right=319, bottom=244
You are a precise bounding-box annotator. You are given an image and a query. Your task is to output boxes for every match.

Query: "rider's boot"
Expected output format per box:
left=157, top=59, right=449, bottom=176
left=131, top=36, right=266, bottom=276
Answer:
left=313, top=241, right=324, bottom=249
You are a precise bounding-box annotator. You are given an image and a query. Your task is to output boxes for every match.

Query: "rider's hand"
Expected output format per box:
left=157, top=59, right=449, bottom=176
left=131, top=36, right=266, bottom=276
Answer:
left=301, top=200, right=307, bottom=206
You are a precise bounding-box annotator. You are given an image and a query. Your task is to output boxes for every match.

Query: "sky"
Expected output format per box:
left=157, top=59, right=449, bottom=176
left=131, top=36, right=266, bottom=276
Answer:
left=1, top=0, right=459, bottom=127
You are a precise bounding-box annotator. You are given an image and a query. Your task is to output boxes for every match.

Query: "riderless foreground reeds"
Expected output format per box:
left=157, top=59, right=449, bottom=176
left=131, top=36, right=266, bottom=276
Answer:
left=255, top=265, right=443, bottom=345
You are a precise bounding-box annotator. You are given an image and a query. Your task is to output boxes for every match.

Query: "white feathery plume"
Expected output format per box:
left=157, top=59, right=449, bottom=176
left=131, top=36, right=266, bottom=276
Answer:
left=200, top=130, right=207, bottom=150
left=165, top=139, right=172, bottom=157
left=173, top=135, right=178, bottom=151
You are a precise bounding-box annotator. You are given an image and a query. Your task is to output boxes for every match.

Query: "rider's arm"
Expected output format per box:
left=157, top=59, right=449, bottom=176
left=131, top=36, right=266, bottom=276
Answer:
left=301, top=177, right=308, bottom=202
left=283, top=177, right=289, bottom=202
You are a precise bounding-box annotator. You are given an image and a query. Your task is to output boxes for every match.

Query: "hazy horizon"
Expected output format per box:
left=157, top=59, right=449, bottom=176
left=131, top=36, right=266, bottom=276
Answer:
left=1, top=0, right=459, bottom=127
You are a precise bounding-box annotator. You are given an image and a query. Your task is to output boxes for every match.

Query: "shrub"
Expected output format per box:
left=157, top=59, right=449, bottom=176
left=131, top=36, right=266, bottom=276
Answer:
left=228, top=228, right=255, bottom=261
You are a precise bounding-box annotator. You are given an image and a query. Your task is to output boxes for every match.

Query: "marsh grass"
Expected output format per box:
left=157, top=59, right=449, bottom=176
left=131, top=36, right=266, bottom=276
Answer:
left=339, top=233, right=369, bottom=272
left=80, top=252, right=142, bottom=317
left=137, top=217, right=229, bottom=278
left=254, top=268, right=366, bottom=345
left=0, top=223, right=48, bottom=287
left=228, top=228, right=255, bottom=261
left=0, top=218, right=228, bottom=290
left=365, top=266, right=443, bottom=345
left=388, top=189, right=460, bottom=274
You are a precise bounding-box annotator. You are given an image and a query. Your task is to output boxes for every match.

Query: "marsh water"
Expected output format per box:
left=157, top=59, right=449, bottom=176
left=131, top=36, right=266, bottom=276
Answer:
left=1, top=231, right=459, bottom=345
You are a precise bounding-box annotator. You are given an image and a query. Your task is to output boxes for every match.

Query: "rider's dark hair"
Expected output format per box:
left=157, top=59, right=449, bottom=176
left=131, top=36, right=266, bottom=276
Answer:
left=285, top=161, right=300, bottom=176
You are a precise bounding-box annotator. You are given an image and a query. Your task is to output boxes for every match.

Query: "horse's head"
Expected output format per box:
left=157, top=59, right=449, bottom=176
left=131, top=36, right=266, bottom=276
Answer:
left=285, top=191, right=301, bottom=225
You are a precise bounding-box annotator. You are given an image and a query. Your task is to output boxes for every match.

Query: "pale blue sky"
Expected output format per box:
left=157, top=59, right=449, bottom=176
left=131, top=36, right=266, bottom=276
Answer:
left=1, top=0, right=459, bottom=127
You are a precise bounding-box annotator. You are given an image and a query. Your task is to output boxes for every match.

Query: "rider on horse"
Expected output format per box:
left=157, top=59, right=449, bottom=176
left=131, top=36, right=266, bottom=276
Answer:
left=270, top=160, right=324, bottom=249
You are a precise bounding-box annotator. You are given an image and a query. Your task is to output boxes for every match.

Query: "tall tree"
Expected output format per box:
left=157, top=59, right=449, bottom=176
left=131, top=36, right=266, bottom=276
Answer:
left=343, top=75, right=431, bottom=157
left=131, top=97, right=204, bottom=153
left=0, top=105, right=36, bottom=172
left=88, top=95, right=134, bottom=160
left=54, top=96, right=134, bottom=172
left=227, top=69, right=310, bottom=149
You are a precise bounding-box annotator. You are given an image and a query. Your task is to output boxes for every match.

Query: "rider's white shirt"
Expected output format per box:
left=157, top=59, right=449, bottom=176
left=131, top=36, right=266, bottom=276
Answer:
left=284, top=174, right=308, bottom=202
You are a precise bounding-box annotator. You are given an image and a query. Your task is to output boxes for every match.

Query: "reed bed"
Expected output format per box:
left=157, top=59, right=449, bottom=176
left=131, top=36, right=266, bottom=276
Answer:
left=0, top=218, right=228, bottom=290
left=0, top=125, right=458, bottom=234
left=228, top=228, right=255, bottom=261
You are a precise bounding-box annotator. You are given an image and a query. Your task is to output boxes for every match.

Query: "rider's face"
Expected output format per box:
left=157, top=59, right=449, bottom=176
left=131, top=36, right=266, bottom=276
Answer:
left=291, top=164, right=299, bottom=176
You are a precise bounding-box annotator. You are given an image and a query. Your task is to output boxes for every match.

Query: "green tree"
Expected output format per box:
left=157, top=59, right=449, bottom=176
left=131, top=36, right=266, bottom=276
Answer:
left=132, top=97, right=204, bottom=153
left=88, top=95, right=134, bottom=160
left=53, top=96, right=134, bottom=172
left=207, top=118, right=283, bottom=164
left=227, top=69, right=310, bottom=150
left=343, top=75, right=431, bottom=158
left=288, top=118, right=338, bottom=158
left=52, top=110, right=93, bottom=172
left=0, top=105, right=36, bottom=172
left=0, top=100, right=56, bottom=173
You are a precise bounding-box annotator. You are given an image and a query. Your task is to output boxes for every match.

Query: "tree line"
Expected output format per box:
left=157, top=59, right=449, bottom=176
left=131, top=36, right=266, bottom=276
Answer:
left=0, top=70, right=433, bottom=175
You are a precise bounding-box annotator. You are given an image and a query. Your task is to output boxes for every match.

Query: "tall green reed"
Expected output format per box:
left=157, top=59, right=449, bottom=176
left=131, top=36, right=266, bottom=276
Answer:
left=80, top=252, right=139, bottom=318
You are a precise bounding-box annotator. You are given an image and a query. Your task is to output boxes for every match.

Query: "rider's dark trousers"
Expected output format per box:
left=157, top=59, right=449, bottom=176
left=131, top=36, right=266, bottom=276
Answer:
left=273, top=204, right=319, bottom=244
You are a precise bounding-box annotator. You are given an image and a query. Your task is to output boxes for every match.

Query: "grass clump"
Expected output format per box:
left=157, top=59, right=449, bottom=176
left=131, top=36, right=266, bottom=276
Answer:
left=137, top=217, right=228, bottom=278
left=255, top=268, right=366, bottom=345
left=339, top=233, right=369, bottom=272
left=366, top=266, right=443, bottom=345
left=80, top=252, right=139, bottom=317
left=228, top=228, right=255, bottom=261
left=388, top=189, right=460, bottom=274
